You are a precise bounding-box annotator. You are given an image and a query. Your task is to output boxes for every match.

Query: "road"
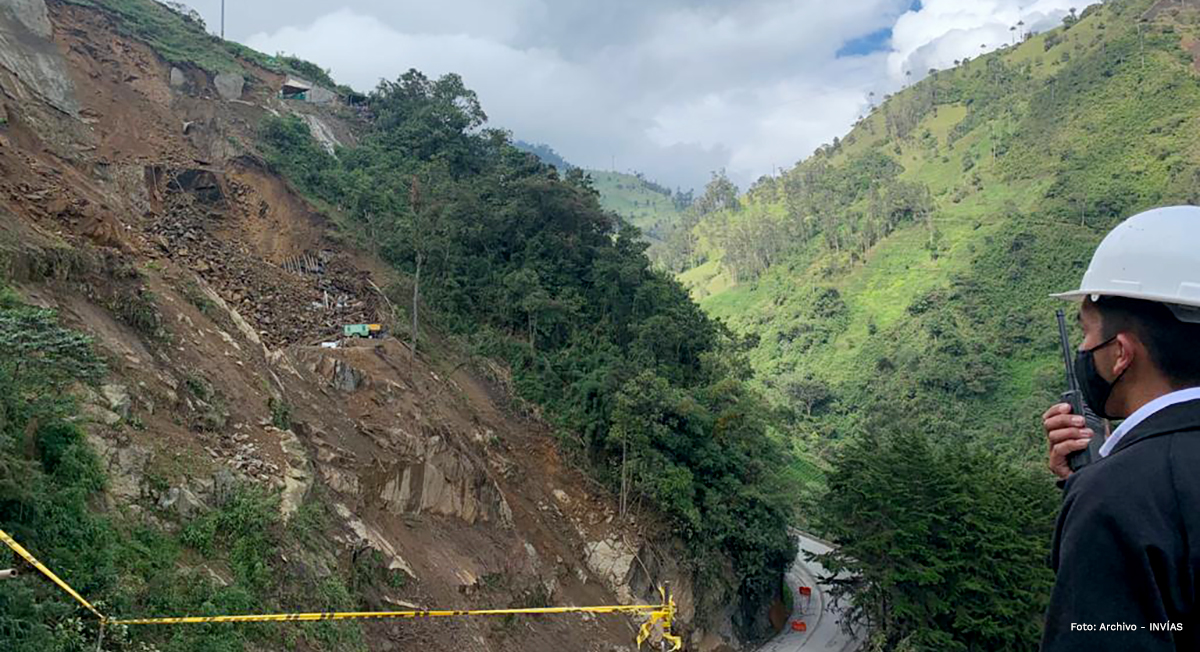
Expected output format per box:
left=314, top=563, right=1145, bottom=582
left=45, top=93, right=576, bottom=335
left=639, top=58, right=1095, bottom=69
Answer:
left=758, top=531, right=862, bottom=652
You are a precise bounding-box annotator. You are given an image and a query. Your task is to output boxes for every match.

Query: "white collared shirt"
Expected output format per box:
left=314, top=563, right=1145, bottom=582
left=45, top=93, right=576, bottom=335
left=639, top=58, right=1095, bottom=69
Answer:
left=1099, top=386, right=1200, bottom=457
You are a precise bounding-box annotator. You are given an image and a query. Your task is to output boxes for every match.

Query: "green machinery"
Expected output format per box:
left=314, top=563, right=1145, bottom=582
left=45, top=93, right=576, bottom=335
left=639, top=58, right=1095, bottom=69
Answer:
left=343, top=323, right=384, bottom=338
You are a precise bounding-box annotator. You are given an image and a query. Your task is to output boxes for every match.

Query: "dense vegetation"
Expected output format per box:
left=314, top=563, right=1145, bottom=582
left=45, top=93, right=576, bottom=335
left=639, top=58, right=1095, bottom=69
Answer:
left=257, top=70, right=797, bottom=628
left=513, top=141, right=574, bottom=171
left=665, top=0, right=1200, bottom=648
left=0, top=285, right=368, bottom=652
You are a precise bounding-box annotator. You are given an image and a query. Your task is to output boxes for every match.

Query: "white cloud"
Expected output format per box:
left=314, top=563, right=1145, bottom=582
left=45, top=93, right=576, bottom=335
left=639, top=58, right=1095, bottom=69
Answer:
left=886, top=0, right=1100, bottom=82
left=234, top=0, right=1096, bottom=191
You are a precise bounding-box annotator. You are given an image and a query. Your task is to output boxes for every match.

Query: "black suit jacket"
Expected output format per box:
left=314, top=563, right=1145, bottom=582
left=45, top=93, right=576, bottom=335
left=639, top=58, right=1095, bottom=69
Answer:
left=1042, top=398, right=1200, bottom=651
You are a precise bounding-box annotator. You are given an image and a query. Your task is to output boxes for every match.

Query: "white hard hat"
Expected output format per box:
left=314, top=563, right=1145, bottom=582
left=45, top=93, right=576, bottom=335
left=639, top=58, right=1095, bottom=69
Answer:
left=1052, top=205, right=1200, bottom=323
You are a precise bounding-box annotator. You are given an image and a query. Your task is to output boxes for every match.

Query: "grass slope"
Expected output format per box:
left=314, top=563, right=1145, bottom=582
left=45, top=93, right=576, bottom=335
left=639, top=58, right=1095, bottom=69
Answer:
left=66, top=0, right=346, bottom=89
left=590, top=170, right=682, bottom=243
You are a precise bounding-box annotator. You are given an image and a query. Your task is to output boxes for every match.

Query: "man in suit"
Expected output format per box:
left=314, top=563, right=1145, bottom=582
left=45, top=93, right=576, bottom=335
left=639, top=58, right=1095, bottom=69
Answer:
left=1041, top=206, right=1200, bottom=651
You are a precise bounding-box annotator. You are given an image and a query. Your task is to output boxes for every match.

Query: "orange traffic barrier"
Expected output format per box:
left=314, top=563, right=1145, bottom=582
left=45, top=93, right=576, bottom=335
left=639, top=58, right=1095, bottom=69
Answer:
left=798, top=586, right=812, bottom=597
left=791, top=621, right=807, bottom=632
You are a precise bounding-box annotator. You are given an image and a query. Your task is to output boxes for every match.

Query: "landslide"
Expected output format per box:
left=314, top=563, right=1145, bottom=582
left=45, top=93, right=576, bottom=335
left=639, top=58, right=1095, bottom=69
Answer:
left=0, top=1, right=780, bottom=651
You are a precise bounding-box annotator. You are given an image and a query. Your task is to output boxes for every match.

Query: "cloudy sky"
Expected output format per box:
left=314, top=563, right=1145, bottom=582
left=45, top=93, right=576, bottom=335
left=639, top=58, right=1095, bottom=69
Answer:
left=185, top=0, right=1095, bottom=191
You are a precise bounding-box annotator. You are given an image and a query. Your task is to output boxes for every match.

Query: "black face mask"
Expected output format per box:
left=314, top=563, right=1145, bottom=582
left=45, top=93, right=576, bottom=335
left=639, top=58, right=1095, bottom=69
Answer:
left=1074, top=336, right=1127, bottom=419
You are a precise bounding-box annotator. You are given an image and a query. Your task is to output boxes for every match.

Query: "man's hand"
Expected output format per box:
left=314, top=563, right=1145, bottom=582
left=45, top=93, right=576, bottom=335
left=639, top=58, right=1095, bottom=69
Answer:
left=1043, top=403, right=1095, bottom=480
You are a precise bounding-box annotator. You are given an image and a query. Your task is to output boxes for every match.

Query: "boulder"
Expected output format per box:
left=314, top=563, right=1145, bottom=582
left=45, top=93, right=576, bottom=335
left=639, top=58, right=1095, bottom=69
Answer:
left=169, top=67, right=186, bottom=88
left=307, top=86, right=338, bottom=105
left=331, top=359, right=365, bottom=392
left=158, top=486, right=208, bottom=517
left=213, top=72, right=243, bottom=100
left=81, top=403, right=122, bottom=426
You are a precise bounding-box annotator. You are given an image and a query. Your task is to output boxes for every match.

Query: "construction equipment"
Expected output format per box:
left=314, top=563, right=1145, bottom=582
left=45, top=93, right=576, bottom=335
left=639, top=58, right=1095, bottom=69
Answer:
left=343, top=324, right=384, bottom=339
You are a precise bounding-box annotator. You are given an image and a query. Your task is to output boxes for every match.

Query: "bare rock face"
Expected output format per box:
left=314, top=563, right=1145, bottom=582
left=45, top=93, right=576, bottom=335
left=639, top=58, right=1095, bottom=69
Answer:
left=85, top=433, right=150, bottom=503
left=300, top=113, right=342, bottom=154
left=376, top=431, right=514, bottom=527
left=302, top=352, right=369, bottom=392
left=274, top=427, right=313, bottom=521
left=0, top=0, right=78, bottom=115
left=213, top=72, right=244, bottom=100
left=334, top=503, right=415, bottom=577
left=584, top=536, right=637, bottom=603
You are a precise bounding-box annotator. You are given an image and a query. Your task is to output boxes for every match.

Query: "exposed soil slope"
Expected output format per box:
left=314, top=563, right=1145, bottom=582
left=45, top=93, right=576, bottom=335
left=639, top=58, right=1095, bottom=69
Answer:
left=0, top=1, right=724, bottom=650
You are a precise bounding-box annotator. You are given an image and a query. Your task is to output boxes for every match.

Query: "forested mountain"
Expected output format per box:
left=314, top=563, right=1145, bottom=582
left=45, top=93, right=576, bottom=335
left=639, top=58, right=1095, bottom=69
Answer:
left=662, top=0, right=1200, bottom=648
left=589, top=170, right=689, bottom=245
left=513, top=140, right=574, bottom=170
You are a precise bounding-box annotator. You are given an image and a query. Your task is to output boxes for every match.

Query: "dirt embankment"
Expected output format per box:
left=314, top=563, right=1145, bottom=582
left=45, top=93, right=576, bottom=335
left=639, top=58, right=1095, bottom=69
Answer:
left=0, top=1, right=740, bottom=650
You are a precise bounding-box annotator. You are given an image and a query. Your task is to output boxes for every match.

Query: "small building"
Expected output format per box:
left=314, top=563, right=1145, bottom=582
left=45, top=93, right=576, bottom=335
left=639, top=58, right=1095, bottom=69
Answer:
left=279, top=77, right=340, bottom=105
left=280, top=77, right=313, bottom=100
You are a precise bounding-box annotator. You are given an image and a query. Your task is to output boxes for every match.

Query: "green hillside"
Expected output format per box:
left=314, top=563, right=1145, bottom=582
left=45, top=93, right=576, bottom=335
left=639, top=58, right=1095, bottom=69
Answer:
left=664, top=2, right=1200, bottom=646
left=589, top=170, right=687, bottom=244
left=674, top=0, right=1200, bottom=457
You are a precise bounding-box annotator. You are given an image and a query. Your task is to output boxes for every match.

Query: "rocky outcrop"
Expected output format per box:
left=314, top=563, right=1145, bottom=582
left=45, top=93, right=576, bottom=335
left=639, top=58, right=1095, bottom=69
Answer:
left=584, top=536, right=638, bottom=603
left=376, top=431, right=514, bottom=527
left=101, top=383, right=132, bottom=421
left=300, top=113, right=343, bottom=155
left=0, top=0, right=78, bottom=115
left=275, top=427, right=314, bottom=521
left=334, top=503, right=415, bottom=577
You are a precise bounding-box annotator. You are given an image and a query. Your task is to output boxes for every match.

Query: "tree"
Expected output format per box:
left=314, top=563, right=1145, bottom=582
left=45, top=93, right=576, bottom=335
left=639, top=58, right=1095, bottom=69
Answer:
left=813, top=429, right=1057, bottom=651
left=694, top=170, right=741, bottom=215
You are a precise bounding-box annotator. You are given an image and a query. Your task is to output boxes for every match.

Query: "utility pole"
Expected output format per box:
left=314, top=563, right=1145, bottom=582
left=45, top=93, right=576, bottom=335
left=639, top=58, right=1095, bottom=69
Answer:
left=1139, top=20, right=1146, bottom=75
left=220, top=0, right=225, bottom=39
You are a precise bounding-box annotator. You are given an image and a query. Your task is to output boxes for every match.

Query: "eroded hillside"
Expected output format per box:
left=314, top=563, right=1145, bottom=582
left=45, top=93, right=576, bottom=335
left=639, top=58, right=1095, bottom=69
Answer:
left=0, top=1, right=762, bottom=650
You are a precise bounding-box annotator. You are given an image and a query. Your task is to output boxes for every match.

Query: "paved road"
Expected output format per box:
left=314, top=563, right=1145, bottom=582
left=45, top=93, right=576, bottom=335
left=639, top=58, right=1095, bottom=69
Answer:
left=758, top=531, right=862, bottom=652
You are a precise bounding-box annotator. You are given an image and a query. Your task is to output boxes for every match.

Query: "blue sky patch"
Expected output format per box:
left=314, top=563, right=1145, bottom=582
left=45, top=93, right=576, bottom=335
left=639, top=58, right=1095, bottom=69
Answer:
left=836, top=26, right=893, bottom=57
left=835, top=1, right=920, bottom=58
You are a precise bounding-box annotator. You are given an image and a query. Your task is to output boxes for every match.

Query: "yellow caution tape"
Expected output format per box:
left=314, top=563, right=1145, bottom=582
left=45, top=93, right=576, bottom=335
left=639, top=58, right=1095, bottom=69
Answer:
left=0, top=527, right=106, bottom=621
left=3, top=527, right=681, bottom=647
left=109, top=603, right=663, bottom=625
left=636, top=586, right=682, bottom=651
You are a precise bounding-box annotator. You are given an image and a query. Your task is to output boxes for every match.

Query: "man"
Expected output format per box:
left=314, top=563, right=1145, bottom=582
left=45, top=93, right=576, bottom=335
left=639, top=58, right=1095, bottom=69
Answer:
left=1041, top=205, right=1200, bottom=651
